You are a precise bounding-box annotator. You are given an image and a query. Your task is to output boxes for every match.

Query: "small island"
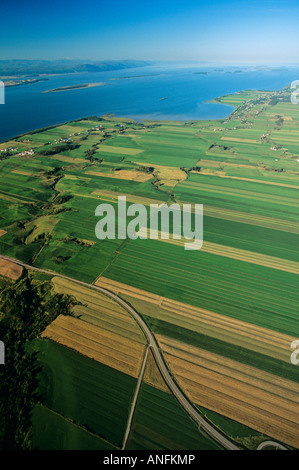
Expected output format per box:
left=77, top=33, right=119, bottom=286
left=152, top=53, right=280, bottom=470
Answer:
left=42, top=82, right=106, bottom=93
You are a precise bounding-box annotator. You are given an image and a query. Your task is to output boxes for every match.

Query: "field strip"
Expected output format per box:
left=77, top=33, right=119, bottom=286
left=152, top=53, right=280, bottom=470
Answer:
left=0, top=257, right=23, bottom=280
left=204, top=205, right=299, bottom=233
left=220, top=136, right=260, bottom=143
left=158, top=335, right=299, bottom=447
left=85, top=170, right=152, bottom=182
left=90, top=189, right=165, bottom=205
left=137, top=231, right=299, bottom=275
left=0, top=191, right=34, bottom=204
left=11, top=170, right=36, bottom=176
left=95, top=277, right=295, bottom=363
left=0, top=229, right=7, bottom=237
left=41, top=315, right=146, bottom=378
left=74, top=186, right=299, bottom=233
left=96, top=144, right=144, bottom=155
left=50, top=154, right=86, bottom=163
left=196, top=160, right=256, bottom=169
left=205, top=174, right=299, bottom=189
left=179, top=182, right=298, bottom=207
left=112, top=247, right=299, bottom=323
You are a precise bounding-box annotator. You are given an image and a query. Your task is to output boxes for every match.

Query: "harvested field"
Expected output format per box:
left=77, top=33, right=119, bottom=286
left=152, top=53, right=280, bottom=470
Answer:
left=0, top=257, right=22, bottom=280
left=134, top=162, right=187, bottom=186
left=41, top=315, right=146, bottom=378
left=157, top=335, right=299, bottom=448
left=91, top=189, right=165, bottom=205
left=85, top=170, right=153, bottom=182
left=52, top=277, right=146, bottom=344
left=220, top=137, right=259, bottom=143
left=12, top=170, right=35, bottom=176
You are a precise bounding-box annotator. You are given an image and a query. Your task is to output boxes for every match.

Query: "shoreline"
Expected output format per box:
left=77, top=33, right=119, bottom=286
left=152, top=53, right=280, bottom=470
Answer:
left=1, top=85, right=284, bottom=144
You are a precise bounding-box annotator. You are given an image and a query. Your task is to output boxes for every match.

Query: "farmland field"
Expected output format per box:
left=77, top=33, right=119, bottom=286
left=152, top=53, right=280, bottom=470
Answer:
left=30, top=338, right=137, bottom=447
left=0, top=85, right=298, bottom=449
left=32, top=405, right=117, bottom=450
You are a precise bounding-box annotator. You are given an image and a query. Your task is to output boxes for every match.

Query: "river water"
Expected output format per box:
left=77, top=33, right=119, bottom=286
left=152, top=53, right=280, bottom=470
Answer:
left=1, top=62, right=299, bottom=142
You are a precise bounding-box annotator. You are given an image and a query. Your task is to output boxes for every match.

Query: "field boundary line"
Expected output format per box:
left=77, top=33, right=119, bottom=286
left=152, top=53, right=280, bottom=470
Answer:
left=37, top=403, right=119, bottom=449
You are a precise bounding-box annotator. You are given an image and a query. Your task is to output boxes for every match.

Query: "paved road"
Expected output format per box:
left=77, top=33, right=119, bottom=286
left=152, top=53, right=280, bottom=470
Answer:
left=256, top=441, right=288, bottom=450
left=1, top=254, right=286, bottom=451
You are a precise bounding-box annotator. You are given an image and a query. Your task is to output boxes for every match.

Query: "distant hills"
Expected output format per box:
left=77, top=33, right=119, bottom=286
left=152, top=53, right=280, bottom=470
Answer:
left=0, top=59, right=151, bottom=77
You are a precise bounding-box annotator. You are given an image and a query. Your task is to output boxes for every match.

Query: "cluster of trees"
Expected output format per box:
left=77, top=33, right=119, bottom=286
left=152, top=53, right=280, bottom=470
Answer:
left=0, top=272, right=74, bottom=449
left=38, top=142, right=80, bottom=156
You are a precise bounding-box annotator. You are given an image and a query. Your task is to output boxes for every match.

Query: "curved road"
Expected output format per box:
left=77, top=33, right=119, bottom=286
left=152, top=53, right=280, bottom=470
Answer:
left=256, top=441, right=288, bottom=451
left=1, top=254, right=288, bottom=451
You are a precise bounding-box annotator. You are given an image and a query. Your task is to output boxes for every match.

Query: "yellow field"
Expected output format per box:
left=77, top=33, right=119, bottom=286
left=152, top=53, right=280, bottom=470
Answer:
left=0, top=140, right=41, bottom=151
left=52, top=277, right=146, bottom=344
left=12, top=170, right=35, bottom=176
left=195, top=168, right=225, bottom=176
left=157, top=335, right=299, bottom=448
left=95, top=277, right=294, bottom=363
left=220, top=136, right=260, bottom=143
left=85, top=169, right=153, bottom=182
left=0, top=230, right=7, bottom=237
left=134, top=162, right=187, bottom=186
left=0, top=258, right=22, bottom=280
left=91, top=189, right=163, bottom=206
left=41, top=314, right=146, bottom=378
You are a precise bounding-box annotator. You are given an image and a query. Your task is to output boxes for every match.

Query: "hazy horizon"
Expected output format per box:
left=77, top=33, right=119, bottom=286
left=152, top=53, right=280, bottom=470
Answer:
left=1, top=0, right=299, bottom=64
left=1, top=59, right=299, bottom=66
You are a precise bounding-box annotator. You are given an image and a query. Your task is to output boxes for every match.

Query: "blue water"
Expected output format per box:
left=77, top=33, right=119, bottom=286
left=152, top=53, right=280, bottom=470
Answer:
left=1, top=63, right=299, bottom=142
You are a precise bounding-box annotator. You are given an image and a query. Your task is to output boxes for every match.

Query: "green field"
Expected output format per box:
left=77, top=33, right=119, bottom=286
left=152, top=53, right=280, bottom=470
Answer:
left=30, top=339, right=137, bottom=447
left=32, top=405, right=117, bottom=450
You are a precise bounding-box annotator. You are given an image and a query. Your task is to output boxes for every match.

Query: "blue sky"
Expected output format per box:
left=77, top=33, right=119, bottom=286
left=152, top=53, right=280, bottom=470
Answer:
left=1, top=0, right=299, bottom=63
